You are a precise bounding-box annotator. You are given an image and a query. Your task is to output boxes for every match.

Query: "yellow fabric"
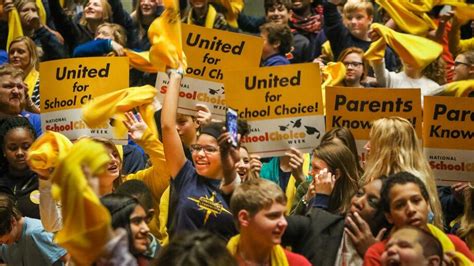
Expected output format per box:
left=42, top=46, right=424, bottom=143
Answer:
left=122, top=128, right=171, bottom=239
left=157, top=186, right=170, bottom=245
left=148, top=0, right=187, bottom=71
left=7, top=8, right=23, bottom=51
left=124, top=49, right=158, bottom=73
left=321, top=62, right=346, bottom=111
left=81, top=85, right=158, bottom=139
left=187, top=4, right=217, bottom=29
left=450, top=2, right=474, bottom=25
left=458, top=38, right=474, bottom=54
left=428, top=224, right=472, bottom=266
left=375, top=0, right=435, bottom=36
left=24, top=68, right=39, bottom=97
left=365, top=23, right=443, bottom=70
left=227, top=235, right=289, bottom=266
left=285, top=153, right=310, bottom=214
left=321, top=41, right=334, bottom=62
left=36, top=0, right=46, bottom=25
left=50, top=139, right=112, bottom=266
left=27, top=131, right=73, bottom=177
left=441, top=80, right=474, bottom=97
left=211, top=0, right=243, bottom=28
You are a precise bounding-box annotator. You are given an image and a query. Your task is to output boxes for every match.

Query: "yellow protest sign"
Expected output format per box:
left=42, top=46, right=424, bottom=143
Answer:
left=40, top=57, right=129, bottom=141
left=325, top=87, right=422, bottom=162
left=224, top=63, right=324, bottom=157
left=182, top=24, right=263, bottom=82
left=156, top=24, right=263, bottom=118
left=423, top=96, right=474, bottom=184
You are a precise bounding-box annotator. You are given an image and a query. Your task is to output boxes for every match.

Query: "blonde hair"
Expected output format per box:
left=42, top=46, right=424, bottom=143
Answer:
left=343, top=0, right=374, bottom=18
left=363, top=117, right=444, bottom=228
left=9, top=36, right=39, bottom=72
left=458, top=188, right=474, bottom=251
left=230, top=178, right=286, bottom=218
left=97, top=22, right=128, bottom=47
left=79, top=0, right=113, bottom=26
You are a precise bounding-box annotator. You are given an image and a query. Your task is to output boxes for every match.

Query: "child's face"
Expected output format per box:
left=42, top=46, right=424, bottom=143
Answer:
left=246, top=202, right=287, bottom=247
left=95, top=25, right=114, bottom=41
left=266, top=4, right=290, bottom=25
left=190, top=0, right=208, bottom=9
left=381, top=228, right=432, bottom=266
left=343, top=8, right=372, bottom=40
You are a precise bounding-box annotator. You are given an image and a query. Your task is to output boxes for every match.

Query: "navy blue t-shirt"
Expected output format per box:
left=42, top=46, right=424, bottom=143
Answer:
left=169, top=160, right=237, bottom=241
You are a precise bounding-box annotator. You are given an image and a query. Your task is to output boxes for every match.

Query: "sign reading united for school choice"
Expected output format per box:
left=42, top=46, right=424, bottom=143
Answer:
left=325, top=87, right=422, bottom=163
left=423, top=96, right=474, bottom=185
left=40, top=57, right=129, bottom=142
left=224, top=63, right=324, bottom=157
left=156, top=24, right=263, bottom=118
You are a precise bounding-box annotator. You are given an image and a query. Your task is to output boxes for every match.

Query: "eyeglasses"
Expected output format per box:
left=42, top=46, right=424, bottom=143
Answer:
left=454, top=61, right=471, bottom=67
left=189, top=144, right=219, bottom=154
left=343, top=61, right=364, bottom=68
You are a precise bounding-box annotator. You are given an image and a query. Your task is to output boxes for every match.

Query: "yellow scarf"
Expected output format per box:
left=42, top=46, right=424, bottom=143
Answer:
left=365, top=23, right=443, bottom=70
left=427, top=224, right=472, bottom=266
left=148, top=0, right=187, bottom=71
left=124, top=49, right=158, bottom=73
left=51, top=138, right=112, bottom=266
left=187, top=4, right=217, bottom=29
left=6, top=0, right=46, bottom=50
left=450, top=2, right=474, bottom=25
left=81, top=85, right=158, bottom=139
left=211, top=0, right=243, bottom=28
left=27, top=131, right=73, bottom=178
left=157, top=186, right=171, bottom=245
left=6, top=8, right=23, bottom=51
left=321, top=62, right=346, bottom=110
left=375, top=0, right=435, bottom=36
left=441, top=80, right=474, bottom=97
left=227, top=234, right=289, bottom=266
left=24, top=68, right=39, bottom=97
left=321, top=41, right=334, bottom=62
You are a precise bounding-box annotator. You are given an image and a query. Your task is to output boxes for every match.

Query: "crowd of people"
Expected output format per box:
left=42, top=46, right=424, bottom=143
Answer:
left=0, top=0, right=473, bottom=265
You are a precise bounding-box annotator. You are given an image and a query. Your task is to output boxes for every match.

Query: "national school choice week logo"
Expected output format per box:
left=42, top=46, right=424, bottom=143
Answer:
left=429, top=155, right=474, bottom=172
left=187, top=192, right=231, bottom=224
left=44, top=117, right=108, bottom=133
left=159, top=83, right=226, bottom=110
left=241, top=118, right=321, bottom=145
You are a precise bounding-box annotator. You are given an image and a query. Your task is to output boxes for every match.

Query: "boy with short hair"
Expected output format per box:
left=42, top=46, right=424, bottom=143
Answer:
left=381, top=226, right=443, bottom=266
left=228, top=178, right=310, bottom=265
left=324, top=0, right=398, bottom=70
left=0, top=193, right=68, bottom=265
left=260, top=22, right=293, bottom=66
left=264, top=0, right=312, bottom=63
left=364, top=172, right=474, bottom=265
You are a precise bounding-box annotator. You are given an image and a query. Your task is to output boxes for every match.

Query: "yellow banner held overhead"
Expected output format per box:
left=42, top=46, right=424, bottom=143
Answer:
left=181, top=23, right=263, bottom=82
left=325, top=87, right=423, bottom=140
left=423, top=96, right=474, bottom=184
left=40, top=57, right=129, bottom=142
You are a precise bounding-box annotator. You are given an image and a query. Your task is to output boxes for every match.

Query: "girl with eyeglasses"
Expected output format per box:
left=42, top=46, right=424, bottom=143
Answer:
left=161, top=70, right=239, bottom=241
left=337, top=47, right=372, bottom=88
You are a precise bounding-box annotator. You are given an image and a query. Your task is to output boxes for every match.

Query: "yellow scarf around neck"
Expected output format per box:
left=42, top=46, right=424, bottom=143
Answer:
left=227, top=234, right=289, bottom=266
left=24, top=68, right=39, bottom=96
left=187, top=4, right=217, bottom=29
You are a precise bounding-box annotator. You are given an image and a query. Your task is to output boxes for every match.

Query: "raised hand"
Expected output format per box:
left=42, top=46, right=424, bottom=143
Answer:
left=123, top=111, right=147, bottom=141
left=345, top=211, right=387, bottom=256
left=285, top=148, right=305, bottom=183
left=195, top=103, right=212, bottom=126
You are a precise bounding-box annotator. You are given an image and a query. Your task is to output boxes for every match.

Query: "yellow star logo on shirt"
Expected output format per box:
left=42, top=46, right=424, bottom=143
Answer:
left=188, top=192, right=232, bottom=224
